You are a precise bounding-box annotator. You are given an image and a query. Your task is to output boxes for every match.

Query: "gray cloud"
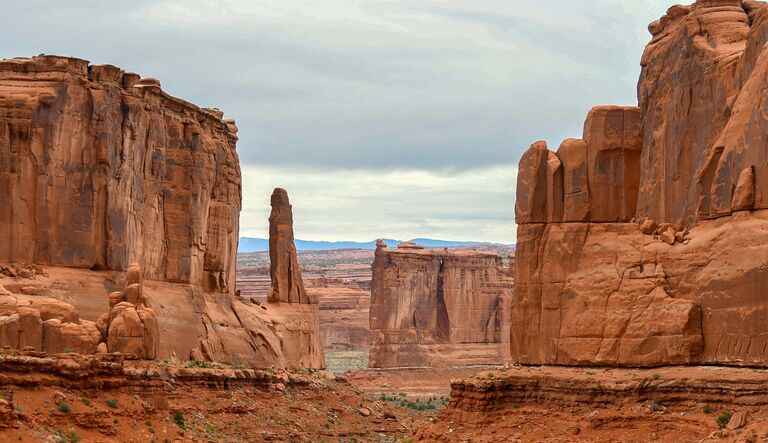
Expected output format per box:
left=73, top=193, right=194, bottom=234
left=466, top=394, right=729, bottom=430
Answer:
left=2, top=0, right=674, bottom=242
left=2, top=0, right=671, bottom=170
left=241, top=164, right=518, bottom=243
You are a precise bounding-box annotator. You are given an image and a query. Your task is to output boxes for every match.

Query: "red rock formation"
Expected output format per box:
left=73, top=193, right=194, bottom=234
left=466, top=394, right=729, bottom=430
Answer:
left=515, top=106, right=642, bottom=225
left=0, top=55, right=240, bottom=289
left=100, top=264, right=159, bottom=359
left=0, top=293, right=101, bottom=354
left=511, top=0, right=768, bottom=367
left=268, top=189, right=316, bottom=304
left=0, top=55, right=321, bottom=369
left=369, top=242, right=512, bottom=368
left=266, top=188, right=326, bottom=369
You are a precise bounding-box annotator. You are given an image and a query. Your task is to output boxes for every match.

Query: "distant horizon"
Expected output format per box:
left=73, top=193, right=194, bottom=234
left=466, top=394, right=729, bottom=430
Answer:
left=239, top=234, right=515, bottom=244
left=237, top=236, right=515, bottom=253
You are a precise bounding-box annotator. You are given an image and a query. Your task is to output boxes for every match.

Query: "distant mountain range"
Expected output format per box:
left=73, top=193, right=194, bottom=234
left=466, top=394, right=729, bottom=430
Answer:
left=238, top=237, right=513, bottom=253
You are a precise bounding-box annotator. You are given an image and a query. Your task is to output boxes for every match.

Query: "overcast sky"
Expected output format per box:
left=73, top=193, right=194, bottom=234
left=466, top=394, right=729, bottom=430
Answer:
left=2, top=0, right=673, bottom=243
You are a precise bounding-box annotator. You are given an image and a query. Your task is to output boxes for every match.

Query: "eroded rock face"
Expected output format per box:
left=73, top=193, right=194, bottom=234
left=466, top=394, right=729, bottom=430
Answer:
left=266, top=188, right=325, bottom=369
left=0, top=55, right=239, bottom=290
left=511, top=0, right=768, bottom=367
left=103, top=264, right=159, bottom=359
left=516, top=107, right=642, bottom=225
left=0, top=294, right=100, bottom=354
left=268, top=188, right=315, bottom=304
left=638, top=0, right=768, bottom=225
left=0, top=55, right=320, bottom=369
left=369, top=242, right=512, bottom=368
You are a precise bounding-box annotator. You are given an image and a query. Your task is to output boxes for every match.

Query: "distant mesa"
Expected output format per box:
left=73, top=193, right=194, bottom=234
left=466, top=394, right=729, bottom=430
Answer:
left=369, top=240, right=513, bottom=368
left=238, top=237, right=513, bottom=253
left=396, top=241, right=424, bottom=250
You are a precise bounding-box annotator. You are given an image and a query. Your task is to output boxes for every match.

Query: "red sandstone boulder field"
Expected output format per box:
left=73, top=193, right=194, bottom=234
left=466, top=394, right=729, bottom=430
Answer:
left=511, top=0, right=768, bottom=367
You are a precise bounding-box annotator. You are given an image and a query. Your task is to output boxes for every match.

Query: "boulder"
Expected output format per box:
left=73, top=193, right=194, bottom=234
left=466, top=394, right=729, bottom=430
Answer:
left=640, top=219, right=658, bottom=235
left=727, top=411, right=748, bottom=430
left=659, top=226, right=676, bottom=245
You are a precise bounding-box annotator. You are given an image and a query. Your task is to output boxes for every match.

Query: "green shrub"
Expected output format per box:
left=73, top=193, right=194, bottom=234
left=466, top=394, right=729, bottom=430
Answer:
left=173, top=412, right=186, bottom=429
left=80, top=398, right=92, bottom=407
left=717, top=412, right=733, bottom=428
left=652, top=373, right=661, bottom=380
left=703, top=405, right=712, bottom=414
left=206, top=423, right=220, bottom=434
left=105, top=399, right=118, bottom=409
left=57, top=402, right=71, bottom=414
left=649, top=398, right=664, bottom=413
left=399, top=399, right=438, bottom=411
left=67, top=429, right=80, bottom=442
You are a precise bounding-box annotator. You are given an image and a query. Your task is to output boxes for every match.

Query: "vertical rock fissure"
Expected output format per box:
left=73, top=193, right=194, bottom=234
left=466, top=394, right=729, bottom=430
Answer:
left=435, top=257, right=450, bottom=343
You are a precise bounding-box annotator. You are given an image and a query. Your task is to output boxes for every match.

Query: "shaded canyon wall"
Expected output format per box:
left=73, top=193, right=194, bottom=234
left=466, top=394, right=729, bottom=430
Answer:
left=370, top=242, right=512, bottom=368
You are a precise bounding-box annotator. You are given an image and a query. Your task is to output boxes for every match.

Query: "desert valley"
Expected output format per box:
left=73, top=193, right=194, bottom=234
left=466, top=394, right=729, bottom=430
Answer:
left=4, top=0, right=768, bottom=442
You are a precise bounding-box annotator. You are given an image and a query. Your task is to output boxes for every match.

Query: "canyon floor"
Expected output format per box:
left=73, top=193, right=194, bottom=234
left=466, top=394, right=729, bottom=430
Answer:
left=0, top=352, right=439, bottom=443
left=5, top=352, right=768, bottom=442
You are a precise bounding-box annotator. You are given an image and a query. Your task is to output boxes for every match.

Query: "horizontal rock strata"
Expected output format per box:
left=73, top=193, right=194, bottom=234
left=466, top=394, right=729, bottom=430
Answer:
left=447, top=366, right=768, bottom=414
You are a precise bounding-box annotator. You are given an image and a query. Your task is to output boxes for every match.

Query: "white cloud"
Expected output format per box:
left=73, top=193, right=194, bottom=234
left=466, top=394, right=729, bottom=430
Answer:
left=241, top=164, right=517, bottom=243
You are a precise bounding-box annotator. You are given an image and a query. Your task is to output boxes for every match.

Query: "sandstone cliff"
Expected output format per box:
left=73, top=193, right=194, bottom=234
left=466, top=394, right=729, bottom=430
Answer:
left=0, top=55, right=320, bottom=368
left=512, top=0, right=768, bottom=367
left=369, top=242, right=512, bottom=368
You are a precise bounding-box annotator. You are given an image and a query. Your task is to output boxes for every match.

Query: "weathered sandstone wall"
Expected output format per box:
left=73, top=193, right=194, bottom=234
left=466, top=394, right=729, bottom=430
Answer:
left=0, top=55, right=321, bottom=368
left=369, top=242, right=512, bottom=368
left=0, top=55, right=239, bottom=289
left=511, top=0, right=768, bottom=367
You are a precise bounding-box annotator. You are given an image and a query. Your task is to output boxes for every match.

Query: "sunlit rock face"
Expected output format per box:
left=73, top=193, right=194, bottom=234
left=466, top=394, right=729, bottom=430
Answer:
left=0, top=55, right=322, bottom=369
left=266, top=188, right=326, bottom=369
left=511, top=1, right=768, bottom=367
